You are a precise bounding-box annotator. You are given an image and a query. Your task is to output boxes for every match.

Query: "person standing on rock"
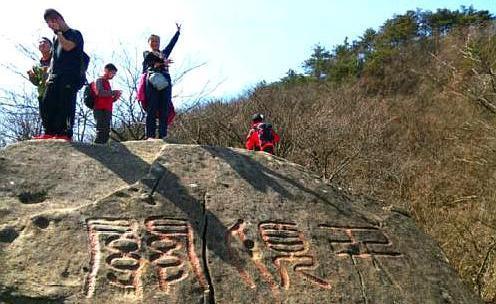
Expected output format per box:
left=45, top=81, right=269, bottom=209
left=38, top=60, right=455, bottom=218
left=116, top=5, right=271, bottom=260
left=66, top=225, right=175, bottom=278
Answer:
left=141, top=23, right=180, bottom=140
left=27, top=37, right=52, bottom=103
left=245, top=113, right=280, bottom=154
left=35, top=9, right=84, bottom=141
left=92, top=64, right=121, bottom=144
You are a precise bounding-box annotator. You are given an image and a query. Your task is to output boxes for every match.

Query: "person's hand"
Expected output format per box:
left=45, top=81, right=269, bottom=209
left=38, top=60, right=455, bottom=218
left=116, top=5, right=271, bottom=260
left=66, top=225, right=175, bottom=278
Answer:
left=27, top=70, right=35, bottom=77
left=164, top=58, right=173, bottom=67
left=176, top=23, right=181, bottom=32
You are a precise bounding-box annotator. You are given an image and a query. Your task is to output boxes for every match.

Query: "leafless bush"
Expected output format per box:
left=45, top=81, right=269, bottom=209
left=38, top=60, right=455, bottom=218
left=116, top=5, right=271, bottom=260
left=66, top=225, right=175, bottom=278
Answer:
left=0, top=88, right=41, bottom=142
left=0, top=42, right=214, bottom=144
left=171, top=24, right=496, bottom=303
left=2, top=25, right=496, bottom=303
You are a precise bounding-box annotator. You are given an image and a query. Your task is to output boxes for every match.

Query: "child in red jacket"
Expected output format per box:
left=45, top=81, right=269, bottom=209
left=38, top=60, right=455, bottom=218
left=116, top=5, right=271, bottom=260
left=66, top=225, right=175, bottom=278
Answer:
left=245, top=113, right=280, bottom=154
left=93, top=63, right=121, bottom=144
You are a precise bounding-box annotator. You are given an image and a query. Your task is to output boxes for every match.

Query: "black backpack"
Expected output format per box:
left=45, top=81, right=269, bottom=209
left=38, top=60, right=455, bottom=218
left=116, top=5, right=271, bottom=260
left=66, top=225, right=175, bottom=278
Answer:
left=82, top=81, right=95, bottom=109
left=256, top=123, right=275, bottom=153
left=77, top=51, right=90, bottom=91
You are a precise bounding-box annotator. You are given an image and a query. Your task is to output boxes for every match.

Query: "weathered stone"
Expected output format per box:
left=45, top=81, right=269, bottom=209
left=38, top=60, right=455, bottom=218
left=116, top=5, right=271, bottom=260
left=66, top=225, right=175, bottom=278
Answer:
left=0, top=140, right=482, bottom=303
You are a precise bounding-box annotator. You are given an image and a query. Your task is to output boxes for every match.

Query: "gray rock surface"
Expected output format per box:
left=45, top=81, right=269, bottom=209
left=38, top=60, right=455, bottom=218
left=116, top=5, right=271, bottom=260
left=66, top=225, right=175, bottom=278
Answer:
left=0, top=140, right=482, bottom=303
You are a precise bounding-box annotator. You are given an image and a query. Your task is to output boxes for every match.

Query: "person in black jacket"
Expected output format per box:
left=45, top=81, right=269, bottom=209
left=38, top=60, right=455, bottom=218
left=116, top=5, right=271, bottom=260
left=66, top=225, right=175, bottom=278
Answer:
left=142, top=23, right=180, bottom=139
left=37, top=8, right=84, bottom=141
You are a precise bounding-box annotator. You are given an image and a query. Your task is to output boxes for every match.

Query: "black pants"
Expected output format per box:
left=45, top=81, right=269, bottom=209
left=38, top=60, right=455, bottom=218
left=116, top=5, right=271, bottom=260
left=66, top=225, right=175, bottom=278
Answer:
left=93, top=109, right=112, bottom=144
left=41, top=75, right=78, bottom=137
left=145, top=81, right=169, bottom=139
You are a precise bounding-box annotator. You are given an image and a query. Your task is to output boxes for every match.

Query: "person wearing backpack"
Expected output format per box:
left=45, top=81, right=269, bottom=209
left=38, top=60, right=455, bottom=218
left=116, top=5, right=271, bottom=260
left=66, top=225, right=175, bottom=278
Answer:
left=141, top=23, right=180, bottom=139
left=245, top=113, right=280, bottom=154
left=92, top=64, right=121, bottom=144
left=35, top=9, right=84, bottom=141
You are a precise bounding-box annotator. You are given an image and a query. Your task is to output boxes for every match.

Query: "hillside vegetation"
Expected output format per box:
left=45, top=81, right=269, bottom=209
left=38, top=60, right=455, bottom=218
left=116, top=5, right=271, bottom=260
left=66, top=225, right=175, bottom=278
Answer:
left=169, top=7, right=496, bottom=303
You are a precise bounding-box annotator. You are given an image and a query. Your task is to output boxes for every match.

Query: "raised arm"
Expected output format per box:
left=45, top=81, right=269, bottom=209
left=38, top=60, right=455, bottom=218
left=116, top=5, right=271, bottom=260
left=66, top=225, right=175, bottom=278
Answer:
left=56, top=30, right=82, bottom=52
left=56, top=31, right=76, bottom=51
left=161, top=23, right=181, bottom=58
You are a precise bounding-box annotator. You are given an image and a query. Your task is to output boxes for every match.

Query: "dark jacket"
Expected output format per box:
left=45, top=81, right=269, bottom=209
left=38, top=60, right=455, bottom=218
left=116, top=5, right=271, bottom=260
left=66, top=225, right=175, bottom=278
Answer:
left=142, top=30, right=180, bottom=76
left=51, top=29, right=84, bottom=77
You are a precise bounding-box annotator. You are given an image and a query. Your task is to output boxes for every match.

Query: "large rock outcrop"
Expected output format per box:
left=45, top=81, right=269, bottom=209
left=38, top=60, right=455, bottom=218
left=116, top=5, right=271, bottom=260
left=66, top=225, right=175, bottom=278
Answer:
left=0, top=140, right=482, bottom=303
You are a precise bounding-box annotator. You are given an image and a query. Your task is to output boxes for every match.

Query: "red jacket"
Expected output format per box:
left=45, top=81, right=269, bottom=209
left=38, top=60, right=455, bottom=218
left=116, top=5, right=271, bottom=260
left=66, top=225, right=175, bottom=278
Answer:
left=93, top=78, right=116, bottom=112
left=245, top=122, right=280, bottom=153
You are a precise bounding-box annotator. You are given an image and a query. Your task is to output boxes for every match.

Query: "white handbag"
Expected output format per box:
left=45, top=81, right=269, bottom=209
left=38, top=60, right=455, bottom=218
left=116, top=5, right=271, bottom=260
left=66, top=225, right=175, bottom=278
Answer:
left=148, top=72, right=169, bottom=91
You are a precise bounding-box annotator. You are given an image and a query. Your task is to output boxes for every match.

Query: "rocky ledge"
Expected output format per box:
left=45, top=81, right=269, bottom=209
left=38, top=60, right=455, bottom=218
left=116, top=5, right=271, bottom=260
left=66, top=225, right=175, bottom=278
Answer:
left=0, top=140, right=482, bottom=303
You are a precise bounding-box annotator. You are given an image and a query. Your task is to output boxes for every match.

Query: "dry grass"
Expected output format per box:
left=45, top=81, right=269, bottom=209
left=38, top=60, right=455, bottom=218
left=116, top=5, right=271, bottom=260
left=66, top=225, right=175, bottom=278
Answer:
left=168, top=25, right=496, bottom=302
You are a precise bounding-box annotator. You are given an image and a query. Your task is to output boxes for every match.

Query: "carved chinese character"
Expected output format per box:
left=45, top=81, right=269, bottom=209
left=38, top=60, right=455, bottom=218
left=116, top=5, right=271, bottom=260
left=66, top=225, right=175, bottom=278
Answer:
left=259, top=222, right=331, bottom=290
left=318, top=225, right=402, bottom=258
left=85, top=217, right=208, bottom=299
left=145, top=217, right=207, bottom=294
left=319, top=225, right=404, bottom=303
left=85, top=219, right=143, bottom=298
left=226, top=219, right=279, bottom=293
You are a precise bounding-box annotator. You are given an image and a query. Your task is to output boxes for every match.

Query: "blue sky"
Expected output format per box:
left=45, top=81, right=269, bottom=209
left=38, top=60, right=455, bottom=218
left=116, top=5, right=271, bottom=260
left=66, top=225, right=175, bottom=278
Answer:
left=0, top=0, right=494, bottom=106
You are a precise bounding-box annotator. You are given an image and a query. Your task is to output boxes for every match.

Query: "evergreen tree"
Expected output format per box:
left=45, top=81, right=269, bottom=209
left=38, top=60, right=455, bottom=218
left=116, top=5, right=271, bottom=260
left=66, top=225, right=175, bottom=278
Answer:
left=303, top=44, right=331, bottom=79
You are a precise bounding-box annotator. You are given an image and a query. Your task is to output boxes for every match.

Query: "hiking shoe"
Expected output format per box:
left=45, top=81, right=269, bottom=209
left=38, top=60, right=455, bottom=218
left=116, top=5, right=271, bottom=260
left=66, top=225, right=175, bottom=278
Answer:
left=33, top=134, right=54, bottom=139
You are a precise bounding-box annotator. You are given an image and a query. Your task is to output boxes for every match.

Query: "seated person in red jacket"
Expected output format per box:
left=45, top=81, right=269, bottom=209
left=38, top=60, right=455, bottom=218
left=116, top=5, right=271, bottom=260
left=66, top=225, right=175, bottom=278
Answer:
left=93, top=63, right=121, bottom=144
left=245, top=113, right=280, bottom=154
